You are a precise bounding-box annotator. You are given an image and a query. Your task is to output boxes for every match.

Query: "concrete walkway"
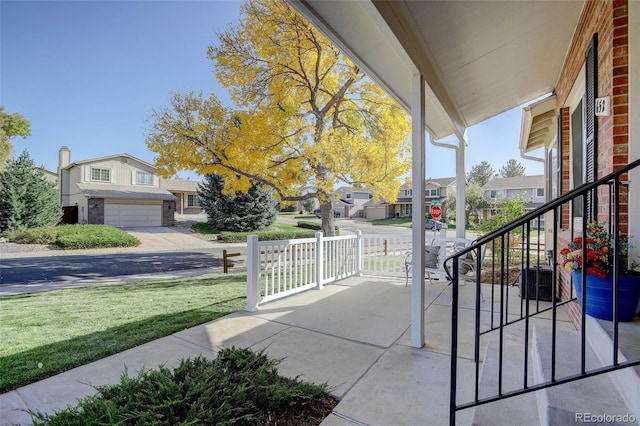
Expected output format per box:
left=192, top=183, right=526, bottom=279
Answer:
left=0, top=276, right=573, bottom=425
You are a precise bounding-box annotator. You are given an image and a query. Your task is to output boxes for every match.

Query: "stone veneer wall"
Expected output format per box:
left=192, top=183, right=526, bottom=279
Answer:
left=87, top=198, right=104, bottom=225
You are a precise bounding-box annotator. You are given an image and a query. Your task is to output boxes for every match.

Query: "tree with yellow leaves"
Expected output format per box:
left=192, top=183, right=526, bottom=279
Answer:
left=146, top=0, right=411, bottom=235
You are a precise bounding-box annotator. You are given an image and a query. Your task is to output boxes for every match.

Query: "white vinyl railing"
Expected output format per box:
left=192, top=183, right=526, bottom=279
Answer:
left=361, top=235, right=412, bottom=276
left=245, top=230, right=413, bottom=311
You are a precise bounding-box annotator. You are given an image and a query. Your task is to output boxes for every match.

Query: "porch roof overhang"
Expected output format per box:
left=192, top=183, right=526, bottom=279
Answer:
left=289, top=0, right=583, bottom=141
left=519, top=94, right=557, bottom=155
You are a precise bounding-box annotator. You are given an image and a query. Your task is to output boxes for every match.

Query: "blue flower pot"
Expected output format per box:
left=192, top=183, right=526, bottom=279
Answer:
left=572, top=272, right=640, bottom=321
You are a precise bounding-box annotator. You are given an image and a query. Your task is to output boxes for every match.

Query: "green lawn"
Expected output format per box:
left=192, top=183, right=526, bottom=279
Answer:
left=368, top=217, right=412, bottom=227
left=278, top=212, right=316, bottom=219
left=191, top=221, right=319, bottom=242
left=0, top=274, right=247, bottom=392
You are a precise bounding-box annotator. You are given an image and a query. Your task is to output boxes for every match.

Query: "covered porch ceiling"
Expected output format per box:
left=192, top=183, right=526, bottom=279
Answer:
left=290, top=0, right=584, bottom=143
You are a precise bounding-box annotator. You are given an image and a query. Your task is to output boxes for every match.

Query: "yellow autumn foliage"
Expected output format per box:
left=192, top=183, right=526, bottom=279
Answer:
left=146, top=0, right=411, bottom=234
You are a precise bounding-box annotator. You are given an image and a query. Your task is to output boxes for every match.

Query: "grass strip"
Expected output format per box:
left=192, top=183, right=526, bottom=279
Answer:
left=0, top=274, right=246, bottom=392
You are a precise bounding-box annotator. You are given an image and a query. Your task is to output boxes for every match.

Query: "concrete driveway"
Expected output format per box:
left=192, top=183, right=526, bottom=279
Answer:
left=123, top=227, right=216, bottom=251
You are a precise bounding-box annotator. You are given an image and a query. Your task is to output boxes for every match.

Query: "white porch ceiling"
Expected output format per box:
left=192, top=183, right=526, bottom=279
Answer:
left=290, top=0, right=584, bottom=141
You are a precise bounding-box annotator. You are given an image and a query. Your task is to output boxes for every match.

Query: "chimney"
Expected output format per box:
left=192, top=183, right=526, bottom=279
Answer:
left=58, top=146, right=70, bottom=171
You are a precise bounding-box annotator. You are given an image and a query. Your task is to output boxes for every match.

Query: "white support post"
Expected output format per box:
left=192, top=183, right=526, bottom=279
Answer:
left=355, top=230, right=363, bottom=276
left=315, top=231, right=324, bottom=289
left=456, top=132, right=467, bottom=238
left=245, top=234, right=260, bottom=312
left=411, top=73, right=426, bottom=348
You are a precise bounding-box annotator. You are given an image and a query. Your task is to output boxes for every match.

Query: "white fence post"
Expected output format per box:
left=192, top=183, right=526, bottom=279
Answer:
left=438, top=228, right=447, bottom=264
left=245, top=234, right=260, bottom=312
left=355, top=230, right=363, bottom=276
left=315, top=231, right=324, bottom=289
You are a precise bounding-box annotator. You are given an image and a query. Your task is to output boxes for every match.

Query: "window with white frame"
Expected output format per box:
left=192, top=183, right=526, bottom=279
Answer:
left=488, top=190, right=504, bottom=199
left=346, top=193, right=352, bottom=199
left=136, top=171, right=154, bottom=185
left=427, top=188, right=440, bottom=197
left=187, top=194, right=201, bottom=207
left=536, top=188, right=544, bottom=197
left=405, top=189, right=412, bottom=196
left=91, top=168, right=110, bottom=182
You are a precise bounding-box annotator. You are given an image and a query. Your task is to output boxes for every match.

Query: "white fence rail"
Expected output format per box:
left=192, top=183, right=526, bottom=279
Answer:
left=246, top=231, right=363, bottom=311
left=361, top=235, right=412, bottom=277
left=245, top=231, right=414, bottom=311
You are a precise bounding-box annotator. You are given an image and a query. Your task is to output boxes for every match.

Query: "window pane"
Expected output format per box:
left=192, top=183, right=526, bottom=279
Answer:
left=136, top=171, right=153, bottom=185
left=188, top=195, right=201, bottom=207
left=91, top=168, right=110, bottom=182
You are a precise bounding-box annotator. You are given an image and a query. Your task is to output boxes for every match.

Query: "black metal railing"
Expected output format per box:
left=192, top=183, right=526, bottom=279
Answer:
left=448, top=158, right=640, bottom=425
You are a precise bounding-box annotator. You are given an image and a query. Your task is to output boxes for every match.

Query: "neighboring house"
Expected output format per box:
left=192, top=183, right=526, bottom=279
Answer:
left=42, top=167, right=57, bottom=183
left=385, top=177, right=456, bottom=219
left=481, top=175, right=545, bottom=225
left=160, top=178, right=204, bottom=215
left=363, top=198, right=392, bottom=220
left=423, top=177, right=455, bottom=218
left=58, top=146, right=176, bottom=227
left=334, top=186, right=373, bottom=218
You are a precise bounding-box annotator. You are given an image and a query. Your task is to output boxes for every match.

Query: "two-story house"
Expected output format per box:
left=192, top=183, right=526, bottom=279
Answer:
left=160, top=178, right=204, bottom=215
left=58, top=146, right=176, bottom=227
left=391, top=177, right=456, bottom=219
left=334, top=186, right=373, bottom=218
left=481, top=174, right=545, bottom=226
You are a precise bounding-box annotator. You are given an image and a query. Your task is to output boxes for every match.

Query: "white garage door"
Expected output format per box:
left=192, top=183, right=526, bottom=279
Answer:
left=104, top=201, right=162, bottom=227
left=365, top=207, right=387, bottom=220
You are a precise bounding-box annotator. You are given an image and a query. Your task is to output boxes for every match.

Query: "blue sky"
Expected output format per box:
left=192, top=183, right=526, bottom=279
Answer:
left=2, top=0, right=543, bottom=181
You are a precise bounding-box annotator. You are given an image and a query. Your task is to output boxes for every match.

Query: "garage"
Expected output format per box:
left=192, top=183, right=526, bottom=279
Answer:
left=104, top=200, right=162, bottom=227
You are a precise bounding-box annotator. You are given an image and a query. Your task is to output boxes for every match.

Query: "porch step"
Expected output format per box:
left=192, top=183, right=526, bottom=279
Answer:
left=532, top=327, right=638, bottom=426
left=471, top=341, right=540, bottom=426
left=584, top=315, right=640, bottom=421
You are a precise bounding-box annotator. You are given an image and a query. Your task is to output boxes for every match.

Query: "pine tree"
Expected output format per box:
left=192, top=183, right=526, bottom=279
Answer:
left=0, top=150, right=62, bottom=232
left=467, top=161, right=495, bottom=186
left=197, top=173, right=277, bottom=232
left=499, top=159, right=526, bottom=177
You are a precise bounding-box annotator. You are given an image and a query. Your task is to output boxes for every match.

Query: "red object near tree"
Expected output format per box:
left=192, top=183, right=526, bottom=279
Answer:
left=430, top=205, right=442, bottom=220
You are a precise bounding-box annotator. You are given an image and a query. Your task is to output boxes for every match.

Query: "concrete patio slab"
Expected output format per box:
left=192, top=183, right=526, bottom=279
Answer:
left=327, top=344, right=476, bottom=425
left=252, top=327, right=385, bottom=398
left=251, top=277, right=427, bottom=348
left=173, top=311, right=289, bottom=350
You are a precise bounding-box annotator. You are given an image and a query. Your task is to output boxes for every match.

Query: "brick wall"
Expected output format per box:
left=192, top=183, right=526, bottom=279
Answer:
left=560, top=107, right=571, bottom=229
left=553, top=0, right=630, bottom=327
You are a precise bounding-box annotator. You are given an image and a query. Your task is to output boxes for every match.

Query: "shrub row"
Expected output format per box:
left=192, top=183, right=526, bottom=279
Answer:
left=30, top=348, right=336, bottom=425
left=220, top=228, right=317, bottom=243
left=297, top=221, right=339, bottom=234
left=6, top=225, right=140, bottom=249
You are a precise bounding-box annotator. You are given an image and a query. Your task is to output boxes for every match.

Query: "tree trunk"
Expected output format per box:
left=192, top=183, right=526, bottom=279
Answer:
left=320, top=202, right=336, bottom=236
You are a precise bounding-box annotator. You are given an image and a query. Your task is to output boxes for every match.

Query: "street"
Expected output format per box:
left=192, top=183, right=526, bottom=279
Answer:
left=0, top=217, right=445, bottom=295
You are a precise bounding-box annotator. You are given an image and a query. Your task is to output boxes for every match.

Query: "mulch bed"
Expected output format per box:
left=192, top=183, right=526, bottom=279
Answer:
left=254, top=395, right=339, bottom=425
left=480, top=265, right=523, bottom=285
